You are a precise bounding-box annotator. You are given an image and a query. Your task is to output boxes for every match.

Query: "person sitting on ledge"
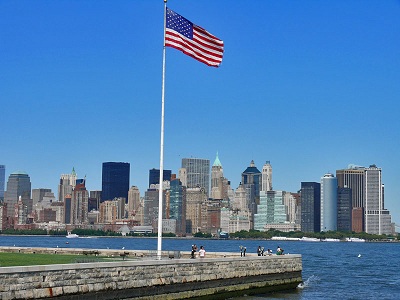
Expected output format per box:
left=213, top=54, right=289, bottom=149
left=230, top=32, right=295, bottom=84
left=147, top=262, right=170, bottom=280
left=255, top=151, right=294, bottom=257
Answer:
left=276, top=246, right=284, bottom=255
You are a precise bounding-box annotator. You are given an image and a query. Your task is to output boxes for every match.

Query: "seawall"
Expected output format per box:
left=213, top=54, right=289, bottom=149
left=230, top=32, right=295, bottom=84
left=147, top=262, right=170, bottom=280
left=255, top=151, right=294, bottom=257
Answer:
left=0, top=248, right=302, bottom=300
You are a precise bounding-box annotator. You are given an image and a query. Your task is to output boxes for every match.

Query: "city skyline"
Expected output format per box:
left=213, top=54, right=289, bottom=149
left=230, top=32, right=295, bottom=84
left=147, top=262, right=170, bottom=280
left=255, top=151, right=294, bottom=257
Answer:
left=1, top=1, right=399, bottom=226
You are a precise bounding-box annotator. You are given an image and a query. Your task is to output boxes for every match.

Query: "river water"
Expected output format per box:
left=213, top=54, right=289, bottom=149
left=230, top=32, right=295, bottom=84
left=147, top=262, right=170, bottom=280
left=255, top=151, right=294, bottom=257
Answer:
left=0, top=235, right=399, bottom=299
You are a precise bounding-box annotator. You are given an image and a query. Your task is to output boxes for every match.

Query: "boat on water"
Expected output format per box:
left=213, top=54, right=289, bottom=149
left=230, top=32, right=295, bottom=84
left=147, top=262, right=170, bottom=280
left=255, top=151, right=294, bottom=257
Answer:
left=346, top=237, right=366, bottom=242
left=271, top=237, right=301, bottom=241
left=66, top=232, right=79, bottom=238
left=301, top=237, right=320, bottom=242
left=322, top=238, right=341, bottom=242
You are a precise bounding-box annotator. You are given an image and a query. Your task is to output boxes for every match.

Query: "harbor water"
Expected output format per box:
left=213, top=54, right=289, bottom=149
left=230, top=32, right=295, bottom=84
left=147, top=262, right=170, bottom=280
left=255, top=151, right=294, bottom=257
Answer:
left=0, top=235, right=398, bottom=299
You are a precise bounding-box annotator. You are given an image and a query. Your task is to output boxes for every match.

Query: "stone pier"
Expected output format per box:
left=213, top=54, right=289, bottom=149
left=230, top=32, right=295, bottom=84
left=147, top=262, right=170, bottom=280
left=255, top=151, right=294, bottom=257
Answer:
left=0, top=248, right=302, bottom=300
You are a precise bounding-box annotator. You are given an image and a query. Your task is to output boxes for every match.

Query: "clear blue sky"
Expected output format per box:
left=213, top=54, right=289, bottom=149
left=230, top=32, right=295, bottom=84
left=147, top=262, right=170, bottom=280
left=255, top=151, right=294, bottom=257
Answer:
left=1, top=1, right=399, bottom=226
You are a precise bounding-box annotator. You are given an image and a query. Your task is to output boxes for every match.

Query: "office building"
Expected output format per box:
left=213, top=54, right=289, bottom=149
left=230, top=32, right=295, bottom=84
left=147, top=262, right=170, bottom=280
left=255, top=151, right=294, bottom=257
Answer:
left=4, top=171, right=32, bottom=218
left=242, top=160, right=261, bottom=227
left=143, top=188, right=166, bottom=227
left=364, top=165, right=392, bottom=235
left=337, top=187, right=352, bottom=232
left=168, top=179, right=186, bottom=235
left=71, top=181, right=89, bottom=225
left=58, top=168, right=77, bottom=202
left=337, top=164, right=393, bottom=234
left=0, top=165, right=5, bottom=201
left=88, top=190, right=101, bottom=212
left=254, top=190, right=287, bottom=231
left=300, top=182, right=321, bottom=233
left=261, top=161, right=273, bottom=192
left=185, top=187, right=208, bottom=234
left=181, top=158, right=210, bottom=196
left=101, top=162, right=130, bottom=203
left=320, top=173, right=338, bottom=232
left=32, top=188, right=52, bottom=207
left=211, top=152, right=224, bottom=199
left=149, top=168, right=172, bottom=188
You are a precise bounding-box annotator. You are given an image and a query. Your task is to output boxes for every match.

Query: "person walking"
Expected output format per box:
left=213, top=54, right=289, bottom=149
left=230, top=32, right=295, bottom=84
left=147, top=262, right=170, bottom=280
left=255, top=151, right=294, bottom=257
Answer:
left=191, top=244, right=197, bottom=259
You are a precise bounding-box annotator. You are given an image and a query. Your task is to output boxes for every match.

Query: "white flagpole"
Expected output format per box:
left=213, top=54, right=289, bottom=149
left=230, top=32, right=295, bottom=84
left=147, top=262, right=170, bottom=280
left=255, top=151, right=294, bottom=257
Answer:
left=157, top=0, right=167, bottom=260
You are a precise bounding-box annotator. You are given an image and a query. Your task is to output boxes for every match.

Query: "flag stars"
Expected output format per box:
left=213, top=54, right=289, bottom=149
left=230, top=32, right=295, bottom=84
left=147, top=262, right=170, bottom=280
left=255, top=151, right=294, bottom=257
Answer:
left=166, top=8, right=193, bottom=39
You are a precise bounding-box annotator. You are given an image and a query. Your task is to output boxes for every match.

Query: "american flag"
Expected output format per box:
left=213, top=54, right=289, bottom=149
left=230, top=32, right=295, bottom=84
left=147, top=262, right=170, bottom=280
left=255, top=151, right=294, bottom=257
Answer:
left=165, top=7, right=224, bottom=67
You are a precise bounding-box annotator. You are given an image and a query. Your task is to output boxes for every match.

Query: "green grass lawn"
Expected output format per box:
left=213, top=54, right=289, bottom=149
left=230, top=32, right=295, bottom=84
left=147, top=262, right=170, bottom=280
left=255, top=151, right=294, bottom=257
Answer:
left=0, top=252, right=109, bottom=267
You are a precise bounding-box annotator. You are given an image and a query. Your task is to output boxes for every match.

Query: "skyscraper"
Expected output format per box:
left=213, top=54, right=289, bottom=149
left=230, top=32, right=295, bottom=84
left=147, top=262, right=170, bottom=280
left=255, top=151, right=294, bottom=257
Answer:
left=4, top=171, right=32, bottom=218
left=181, top=158, right=210, bottom=196
left=0, top=165, right=5, bottom=201
left=337, top=164, right=393, bottom=234
left=101, top=162, right=130, bottom=203
left=364, top=165, right=392, bottom=235
left=211, top=152, right=224, bottom=199
left=148, top=168, right=172, bottom=188
left=58, top=168, right=77, bottom=202
left=71, top=181, right=89, bottom=225
left=241, top=160, right=261, bottom=227
left=336, top=165, right=365, bottom=232
left=261, top=161, right=273, bottom=192
left=254, top=190, right=286, bottom=231
left=168, top=179, right=186, bottom=236
left=300, top=182, right=321, bottom=233
left=337, top=187, right=352, bottom=232
left=127, top=186, right=141, bottom=221
left=320, top=173, right=338, bottom=232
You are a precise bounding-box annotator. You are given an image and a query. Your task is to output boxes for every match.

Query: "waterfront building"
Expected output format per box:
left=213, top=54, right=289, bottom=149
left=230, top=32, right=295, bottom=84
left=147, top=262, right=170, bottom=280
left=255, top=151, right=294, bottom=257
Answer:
left=337, top=187, right=352, bottom=232
left=64, top=194, right=72, bottom=224
left=168, top=179, right=186, bottom=236
left=50, top=201, right=64, bottom=223
left=185, top=187, right=208, bottom=234
left=0, top=204, right=7, bottom=230
left=149, top=168, right=172, bottom=188
left=181, top=158, right=210, bottom=196
left=4, top=171, right=31, bottom=218
left=231, top=183, right=247, bottom=211
left=261, top=161, right=273, bottom=192
left=58, top=168, right=77, bottom=203
left=337, top=164, right=393, bottom=234
left=71, top=181, right=89, bottom=225
left=178, top=168, right=187, bottom=187
left=284, top=192, right=301, bottom=225
left=143, top=188, right=166, bottom=227
left=32, top=188, right=52, bottom=207
left=101, top=162, right=130, bottom=203
left=228, top=209, right=251, bottom=233
left=211, top=152, right=224, bottom=200
left=242, top=160, right=261, bottom=228
left=98, top=197, right=125, bottom=223
left=300, top=182, right=321, bottom=233
left=0, top=165, right=5, bottom=201
left=15, top=197, right=28, bottom=225
left=320, top=173, right=338, bottom=232
left=336, top=165, right=365, bottom=232
left=127, top=186, right=141, bottom=221
left=364, top=165, right=392, bottom=235
left=89, top=190, right=101, bottom=212
left=254, top=191, right=287, bottom=232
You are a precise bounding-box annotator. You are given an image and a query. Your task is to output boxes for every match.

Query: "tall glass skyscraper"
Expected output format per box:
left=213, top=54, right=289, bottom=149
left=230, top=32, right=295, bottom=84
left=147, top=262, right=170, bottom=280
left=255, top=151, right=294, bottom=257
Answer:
left=4, top=171, right=31, bottom=217
left=101, top=162, right=130, bottom=203
left=148, top=168, right=172, bottom=188
left=300, top=182, right=321, bottom=233
left=0, top=165, right=5, bottom=201
left=241, top=160, right=261, bottom=225
left=181, top=158, right=210, bottom=196
left=169, top=179, right=186, bottom=235
left=320, top=173, right=338, bottom=232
